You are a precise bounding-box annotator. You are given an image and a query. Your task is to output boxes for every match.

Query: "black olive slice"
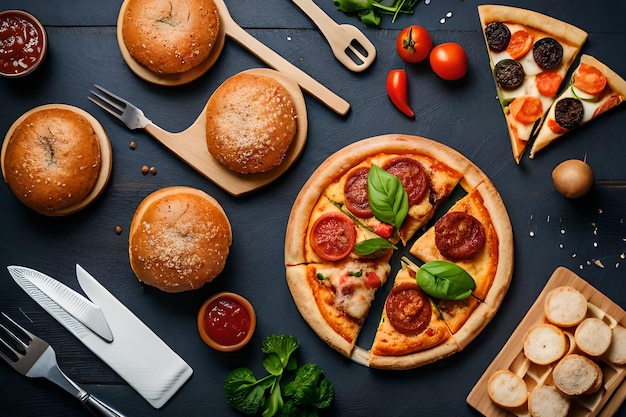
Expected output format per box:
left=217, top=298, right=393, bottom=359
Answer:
left=533, top=37, right=563, bottom=69
left=494, top=59, right=525, bottom=90
left=485, top=22, right=511, bottom=52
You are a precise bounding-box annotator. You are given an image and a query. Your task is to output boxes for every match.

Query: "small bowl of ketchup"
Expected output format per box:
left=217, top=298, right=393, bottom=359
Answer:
left=0, top=10, right=48, bottom=78
left=197, top=292, right=256, bottom=352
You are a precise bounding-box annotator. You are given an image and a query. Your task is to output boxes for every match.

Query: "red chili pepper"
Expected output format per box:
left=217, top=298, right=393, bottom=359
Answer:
left=386, top=69, right=414, bottom=118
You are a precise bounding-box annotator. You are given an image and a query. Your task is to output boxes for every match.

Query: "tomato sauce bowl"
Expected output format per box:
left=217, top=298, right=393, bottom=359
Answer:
left=0, top=10, right=48, bottom=78
left=197, top=292, right=256, bottom=352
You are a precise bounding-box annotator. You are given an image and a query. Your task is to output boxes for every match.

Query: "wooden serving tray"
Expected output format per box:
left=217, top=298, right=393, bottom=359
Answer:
left=467, top=267, right=626, bottom=417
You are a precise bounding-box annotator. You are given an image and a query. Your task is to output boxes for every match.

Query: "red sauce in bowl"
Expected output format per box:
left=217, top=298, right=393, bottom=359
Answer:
left=197, top=292, right=256, bottom=351
left=0, top=10, right=47, bottom=77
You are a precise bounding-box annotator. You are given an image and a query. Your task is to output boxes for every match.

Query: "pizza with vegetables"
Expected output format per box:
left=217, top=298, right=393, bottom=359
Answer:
left=530, top=55, right=626, bottom=158
left=284, top=135, right=514, bottom=369
left=477, top=5, right=588, bottom=163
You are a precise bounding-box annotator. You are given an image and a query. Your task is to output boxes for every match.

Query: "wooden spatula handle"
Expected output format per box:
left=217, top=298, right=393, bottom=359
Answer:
left=223, top=19, right=350, bottom=115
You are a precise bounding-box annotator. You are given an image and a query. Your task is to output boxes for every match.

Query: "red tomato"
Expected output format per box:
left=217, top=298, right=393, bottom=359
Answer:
left=309, top=212, right=356, bottom=261
left=429, top=42, right=468, bottom=81
left=396, top=25, right=432, bottom=63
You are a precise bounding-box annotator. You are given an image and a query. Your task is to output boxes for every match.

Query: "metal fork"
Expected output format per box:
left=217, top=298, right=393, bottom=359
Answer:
left=88, top=84, right=151, bottom=130
left=0, top=312, right=125, bottom=417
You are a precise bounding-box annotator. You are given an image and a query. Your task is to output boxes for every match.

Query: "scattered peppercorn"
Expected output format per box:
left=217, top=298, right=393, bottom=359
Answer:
left=115, top=225, right=122, bottom=235
left=150, top=166, right=157, bottom=175
left=129, top=141, right=137, bottom=150
left=141, top=165, right=149, bottom=175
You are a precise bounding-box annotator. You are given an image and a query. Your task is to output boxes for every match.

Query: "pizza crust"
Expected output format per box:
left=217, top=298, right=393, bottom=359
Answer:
left=477, top=5, right=587, bottom=48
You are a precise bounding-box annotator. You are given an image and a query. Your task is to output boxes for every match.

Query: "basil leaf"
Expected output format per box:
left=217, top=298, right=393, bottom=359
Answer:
left=353, top=238, right=397, bottom=255
left=416, top=260, right=476, bottom=300
left=367, top=165, right=408, bottom=229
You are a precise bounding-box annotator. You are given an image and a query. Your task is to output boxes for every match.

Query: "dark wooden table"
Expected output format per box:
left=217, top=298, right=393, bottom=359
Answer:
left=1, top=0, right=626, bottom=416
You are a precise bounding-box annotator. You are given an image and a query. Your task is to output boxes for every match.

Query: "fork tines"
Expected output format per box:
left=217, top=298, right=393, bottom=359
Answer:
left=0, top=312, right=32, bottom=362
left=88, top=85, right=126, bottom=117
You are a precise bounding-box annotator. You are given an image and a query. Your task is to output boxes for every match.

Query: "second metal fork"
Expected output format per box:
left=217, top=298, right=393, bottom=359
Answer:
left=0, top=312, right=125, bottom=417
left=88, top=84, right=151, bottom=130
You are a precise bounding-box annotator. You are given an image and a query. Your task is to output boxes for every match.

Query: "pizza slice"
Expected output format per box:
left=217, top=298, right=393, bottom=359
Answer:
left=327, top=153, right=463, bottom=246
left=368, top=266, right=459, bottom=370
left=530, top=55, right=626, bottom=158
left=285, top=257, right=391, bottom=357
left=478, top=5, right=588, bottom=163
left=409, top=183, right=511, bottom=348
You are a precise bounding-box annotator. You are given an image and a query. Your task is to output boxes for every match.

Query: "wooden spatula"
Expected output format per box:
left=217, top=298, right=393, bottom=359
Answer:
left=292, top=0, right=377, bottom=72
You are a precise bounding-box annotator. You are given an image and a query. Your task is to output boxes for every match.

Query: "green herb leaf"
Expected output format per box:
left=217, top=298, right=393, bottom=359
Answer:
left=416, top=260, right=476, bottom=300
left=353, top=238, right=397, bottom=255
left=367, top=165, right=408, bottom=229
left=333, top=0, right=418, bottom=26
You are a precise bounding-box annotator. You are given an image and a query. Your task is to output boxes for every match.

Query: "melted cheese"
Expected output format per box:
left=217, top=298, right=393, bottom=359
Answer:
left=317, top=260, right=391, bottom=320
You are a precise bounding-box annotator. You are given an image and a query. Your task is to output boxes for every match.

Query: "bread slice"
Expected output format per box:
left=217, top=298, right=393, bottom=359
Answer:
left=487, top=369, right=528, bottom=408
left=523, top=323, right=567, bottom=365
left=575, top=317, right=613, bottom=356
left=553, top=353, right=603, bottom=395
left=605, top=325, right=626, bottom=365
left=527, top=385, right=570, bottom=417
left=544, top=286, right=587, bottom=327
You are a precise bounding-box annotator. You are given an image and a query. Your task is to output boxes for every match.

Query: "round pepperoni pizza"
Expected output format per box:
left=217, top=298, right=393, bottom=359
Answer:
left=284, top=135, right=514, bottom=370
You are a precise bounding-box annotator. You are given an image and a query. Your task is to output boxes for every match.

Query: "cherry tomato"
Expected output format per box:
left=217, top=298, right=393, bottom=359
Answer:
left=386, top=69, right=414, bottom=118
left=429, top=42, right=468, bottom=81
left=396, top=25, right=432, bottom=63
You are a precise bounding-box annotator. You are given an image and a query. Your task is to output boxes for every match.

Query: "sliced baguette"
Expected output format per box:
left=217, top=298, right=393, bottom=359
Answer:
left=575, top=317, right=612, bottom=356
left=605, top=325, right=626, bottom=365
left=487, top=369, right=528, bottom=408
left=527, top=385, right=570, bottom=417
left=523, top=323, right=567, bottom=365
left=553, top=354, right=603, bottom=396
left=544, top=286, right=587, bottom=327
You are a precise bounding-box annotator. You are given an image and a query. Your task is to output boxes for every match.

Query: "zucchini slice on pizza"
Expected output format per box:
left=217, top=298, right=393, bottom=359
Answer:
left=328, top=153, right=463, bottom=246
left=530, top=55, right=626, bottom=158
left=286, top=257, right=391, bottom=357
left=368, top=266, right=459, bottom=370
left=478, top=5, right=588, bottom=163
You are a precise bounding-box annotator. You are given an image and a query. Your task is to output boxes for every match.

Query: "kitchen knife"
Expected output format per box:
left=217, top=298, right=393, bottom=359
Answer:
left=7, top=265, right=113, bottom=342
left=8, top=264, right=193, bottom=409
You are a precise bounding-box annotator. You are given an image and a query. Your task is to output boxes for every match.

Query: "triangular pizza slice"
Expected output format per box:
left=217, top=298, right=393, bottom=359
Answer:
left=368, top=266, right=459, bottom=370
left=286, top=257, right=392, bottom=357
left=530, top=55, right=626, bottom=158
left=408, top=184, right=507, bottom=349
left=478, top=5, right=588, bottom=163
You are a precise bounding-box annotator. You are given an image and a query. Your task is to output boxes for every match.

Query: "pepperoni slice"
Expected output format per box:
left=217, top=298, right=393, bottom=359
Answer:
left=385, top=282, right=432, bottom=334
left=435, top=211, right=486, bottom=260
left=309, top=212, right=356, bottom=261
left=344, top=167, right=372, bottom=218
left=383, top=157, right=429, bottom=206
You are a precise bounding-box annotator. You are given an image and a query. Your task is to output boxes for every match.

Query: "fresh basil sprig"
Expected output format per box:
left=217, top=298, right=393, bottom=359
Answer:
left=416, top=260, right=476, bottom=300
left=367, top=165, right=408, bottom=229
left=354, top=238, right=397, bottom=255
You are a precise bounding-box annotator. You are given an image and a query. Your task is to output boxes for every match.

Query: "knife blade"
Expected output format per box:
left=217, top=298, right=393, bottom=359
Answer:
left=8, top=263, right=193, bottom=409
left=7, top=265, right=114, bottom=342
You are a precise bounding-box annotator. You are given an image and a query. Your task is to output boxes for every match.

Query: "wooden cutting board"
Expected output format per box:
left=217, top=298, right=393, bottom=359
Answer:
left=467, top=267, right=626, bottom=417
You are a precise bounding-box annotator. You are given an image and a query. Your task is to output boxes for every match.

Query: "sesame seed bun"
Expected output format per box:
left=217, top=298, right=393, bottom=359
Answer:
left=121, top=0, right=220, bottom=74
left=128, top=186, right=232, bottom=292
left=3, top=107, right=102, bottom=214
left=205, top=72, right=298, bottom=174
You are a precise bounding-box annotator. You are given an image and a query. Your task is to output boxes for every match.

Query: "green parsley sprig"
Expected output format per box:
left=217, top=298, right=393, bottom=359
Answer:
left=224, top=334, right=334, bottom=417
